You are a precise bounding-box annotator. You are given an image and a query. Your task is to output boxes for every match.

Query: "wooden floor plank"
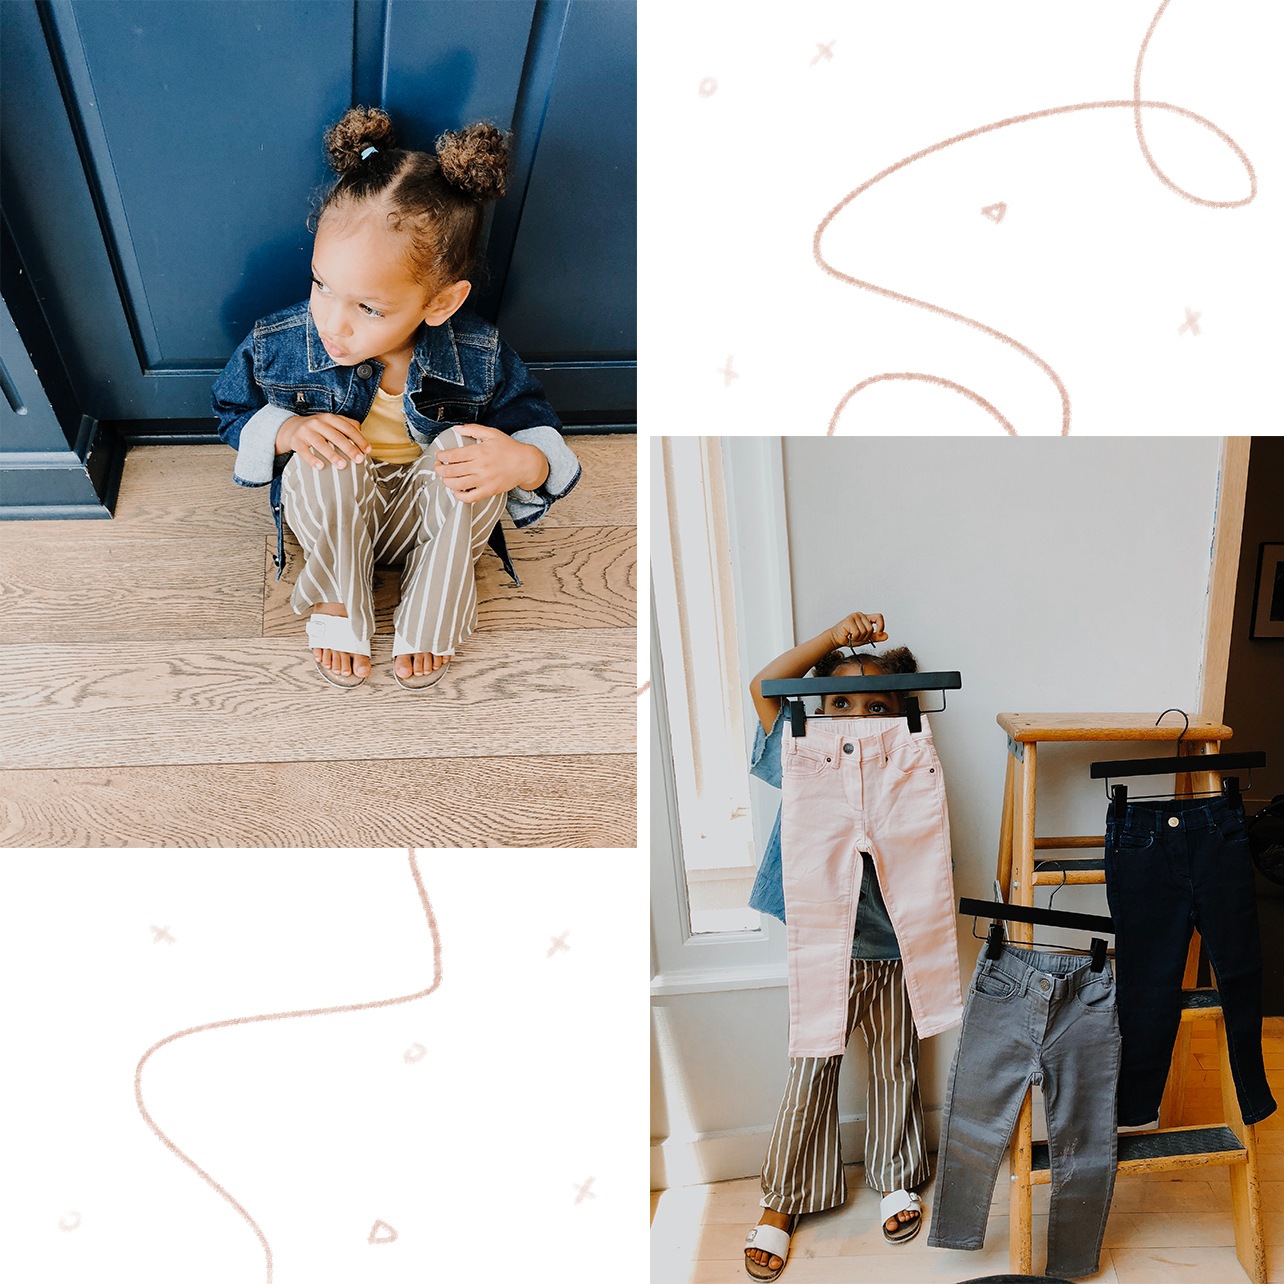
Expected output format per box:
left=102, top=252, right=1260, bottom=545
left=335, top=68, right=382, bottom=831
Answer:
left=0, top=753, right=636, bottom=847
left=0, top=434, right=635, bottom=846
left=60, top=435, right=635, bottom=536
left=0, top=536, right=266, bottom=643
left=0, top=629, right=635, bottom=768
left=263, top=525, right=636, bottom=636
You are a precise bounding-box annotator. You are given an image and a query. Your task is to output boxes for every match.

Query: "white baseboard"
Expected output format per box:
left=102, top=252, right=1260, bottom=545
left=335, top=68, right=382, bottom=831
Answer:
left=651, top=1108, right=942, bottom=1191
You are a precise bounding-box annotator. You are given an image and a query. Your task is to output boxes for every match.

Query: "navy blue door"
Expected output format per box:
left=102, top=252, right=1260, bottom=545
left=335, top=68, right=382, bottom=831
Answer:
left=0, top=0, right=635, bottom=513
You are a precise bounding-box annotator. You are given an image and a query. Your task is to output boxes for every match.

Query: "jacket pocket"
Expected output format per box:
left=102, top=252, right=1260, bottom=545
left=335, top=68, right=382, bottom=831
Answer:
left=263, top=385, right=337, bottom=416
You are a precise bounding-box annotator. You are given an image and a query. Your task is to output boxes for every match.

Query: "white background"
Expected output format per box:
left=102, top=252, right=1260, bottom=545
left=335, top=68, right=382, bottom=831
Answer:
left=639, top=0, right=1283, bottom=437
left=0, top=850, right=648, bottom=1282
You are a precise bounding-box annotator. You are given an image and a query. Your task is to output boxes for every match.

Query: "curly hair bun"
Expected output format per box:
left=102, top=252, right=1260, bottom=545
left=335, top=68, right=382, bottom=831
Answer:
left=435, top=122, right=510, bottom=201
left=324, top=106, right=397, bottom=174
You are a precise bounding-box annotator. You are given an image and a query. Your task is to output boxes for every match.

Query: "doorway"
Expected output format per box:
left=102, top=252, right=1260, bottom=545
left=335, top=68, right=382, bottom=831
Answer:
left=1220, top=437, right=1284, bottom=1014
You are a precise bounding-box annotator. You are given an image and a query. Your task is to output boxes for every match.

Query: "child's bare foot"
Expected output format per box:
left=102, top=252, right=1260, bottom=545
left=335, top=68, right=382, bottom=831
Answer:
left=392, top=643, right=451, bottom=691
left=745, top=1208, right=794, bottom=1276
left=880, top=1190, right=923, bottom=1243
left=310, top=603, right=371, bottom=681
left=393, top=651, right=450, bottom=681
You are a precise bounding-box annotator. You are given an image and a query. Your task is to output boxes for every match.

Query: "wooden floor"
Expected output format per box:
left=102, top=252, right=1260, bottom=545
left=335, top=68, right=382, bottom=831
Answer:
left=0, top=436, right=636, bottom=847
left=652, top=1020, right=1284, bottom=1282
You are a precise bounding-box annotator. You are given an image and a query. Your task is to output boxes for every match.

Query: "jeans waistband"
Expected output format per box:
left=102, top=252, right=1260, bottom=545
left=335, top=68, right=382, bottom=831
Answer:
left=1107, top=794, right=1242, bottom=835
left=980, top=943, right=1110, bottom=998
left=784, top=716, right=932, bottom=762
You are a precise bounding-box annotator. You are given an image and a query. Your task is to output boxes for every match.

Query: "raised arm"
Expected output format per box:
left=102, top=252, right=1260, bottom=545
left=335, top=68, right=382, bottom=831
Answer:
left=749, top=612, right=887, bottom=734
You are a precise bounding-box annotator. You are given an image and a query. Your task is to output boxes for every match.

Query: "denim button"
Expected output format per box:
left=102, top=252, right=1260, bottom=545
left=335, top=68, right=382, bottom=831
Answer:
left=1168, top=816, right=1180, bottom=828
left=843, top=743, right=854, bottom=754
left=356, top=362, right=374, bottom=379
left=1039, top=978, right=1050, bottom=992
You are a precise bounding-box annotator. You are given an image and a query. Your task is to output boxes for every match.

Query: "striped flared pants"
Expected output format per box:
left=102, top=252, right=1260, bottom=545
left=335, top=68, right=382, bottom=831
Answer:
left=760, top=959, right=930, bottom=1213
left=281, top=428, right=506, bottom=657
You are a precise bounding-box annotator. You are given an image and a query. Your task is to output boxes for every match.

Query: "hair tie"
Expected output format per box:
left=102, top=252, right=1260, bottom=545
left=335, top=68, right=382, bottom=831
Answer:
left=360, top=145, right=378, bottom=160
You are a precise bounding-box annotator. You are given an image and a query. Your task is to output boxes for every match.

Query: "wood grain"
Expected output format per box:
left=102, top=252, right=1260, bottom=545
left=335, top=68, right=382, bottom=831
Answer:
left=0, top=629, right=635, bottom=767
left=0, top=753, right=636, bottom=847
left=0, top=434, right=636, bottom=846
left=997, top=712, right=1233, bottom=742
left=0, top=535, right=266, bottom=643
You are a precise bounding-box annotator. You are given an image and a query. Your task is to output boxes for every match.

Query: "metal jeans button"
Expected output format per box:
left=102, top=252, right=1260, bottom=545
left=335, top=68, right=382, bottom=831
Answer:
left=843, top=743, right=854, bottom=754
left=1167, top=816, right=1180, bottom=828
left=356, top=362, right=374, bottom=379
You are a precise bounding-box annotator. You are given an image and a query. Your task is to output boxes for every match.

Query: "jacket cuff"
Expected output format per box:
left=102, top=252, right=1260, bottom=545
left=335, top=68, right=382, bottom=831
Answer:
left=232, top=404, right=294, bottom=485
left=506, top=425, right=582, bottom=526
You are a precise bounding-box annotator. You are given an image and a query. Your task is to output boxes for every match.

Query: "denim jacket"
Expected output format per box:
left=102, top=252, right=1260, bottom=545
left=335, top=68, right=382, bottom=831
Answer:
left=211, top=301, right=582, bottom=579
left=747, top=708, right=901, bottom=959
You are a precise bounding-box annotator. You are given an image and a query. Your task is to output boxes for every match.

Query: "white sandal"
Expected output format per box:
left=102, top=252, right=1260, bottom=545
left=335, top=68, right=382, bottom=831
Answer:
left=879, top=1189, right=923, bottom=1244
left=305, top=614, right=370, bottom=689
left=391, top=631, right=451, bottom=692
left=743, top=1216, right=795, bottom=1280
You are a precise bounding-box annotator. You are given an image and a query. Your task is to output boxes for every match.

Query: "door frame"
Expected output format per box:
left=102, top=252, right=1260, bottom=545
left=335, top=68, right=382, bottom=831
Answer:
left=1199, top=437, right=1251, bottom=723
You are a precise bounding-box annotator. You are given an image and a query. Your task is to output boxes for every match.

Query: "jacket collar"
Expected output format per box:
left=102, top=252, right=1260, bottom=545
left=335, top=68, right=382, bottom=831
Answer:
left=412, top=319, right=464, bottom=386
left=303, top=308, right=464, bottom=386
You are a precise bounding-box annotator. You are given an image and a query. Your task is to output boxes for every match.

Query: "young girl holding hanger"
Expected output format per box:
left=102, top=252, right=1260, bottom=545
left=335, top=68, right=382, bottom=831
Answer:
left=743, top=610, right=962, bottom=1279
left=213, top=106, right=580, bottom=689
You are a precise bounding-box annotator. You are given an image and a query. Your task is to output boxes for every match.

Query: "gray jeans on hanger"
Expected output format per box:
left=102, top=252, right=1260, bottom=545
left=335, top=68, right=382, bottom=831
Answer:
left=928, top=944, right=1120, bottom=1280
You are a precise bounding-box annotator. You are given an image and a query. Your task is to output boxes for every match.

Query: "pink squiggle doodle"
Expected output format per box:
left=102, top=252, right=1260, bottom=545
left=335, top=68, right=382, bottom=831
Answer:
left=817, top=0, right=1256, bottom=436
left=134, top=850, right=441, bottom=1283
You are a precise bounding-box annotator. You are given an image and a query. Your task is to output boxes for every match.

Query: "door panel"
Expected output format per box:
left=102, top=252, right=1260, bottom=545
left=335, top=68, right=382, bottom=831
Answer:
left=1, top=0, right=634, bottom=459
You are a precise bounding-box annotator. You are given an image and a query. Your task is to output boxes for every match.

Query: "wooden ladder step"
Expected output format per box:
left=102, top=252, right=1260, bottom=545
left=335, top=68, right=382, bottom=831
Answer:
left=1030, top=1125, right=1246, bottom=1182
left=1032, top=861, right=1105, bottom=884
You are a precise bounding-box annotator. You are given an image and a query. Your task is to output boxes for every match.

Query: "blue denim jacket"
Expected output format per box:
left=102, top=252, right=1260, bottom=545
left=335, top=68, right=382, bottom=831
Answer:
left=747, top=708, right=901, bottom=960
left=211, top=301, right=582, bottom=577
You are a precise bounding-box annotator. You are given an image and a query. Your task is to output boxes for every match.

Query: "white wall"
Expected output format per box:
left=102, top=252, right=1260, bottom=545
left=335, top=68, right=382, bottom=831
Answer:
left=652, top=435, right=1225, bottom=1188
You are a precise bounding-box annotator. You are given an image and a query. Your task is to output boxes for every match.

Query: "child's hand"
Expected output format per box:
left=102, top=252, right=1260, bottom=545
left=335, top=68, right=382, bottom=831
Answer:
left=277, top=414, right=371, bottom=470
left=435, top=424, right=550, bottom=502
left=829, top=612, right=887, bottom=649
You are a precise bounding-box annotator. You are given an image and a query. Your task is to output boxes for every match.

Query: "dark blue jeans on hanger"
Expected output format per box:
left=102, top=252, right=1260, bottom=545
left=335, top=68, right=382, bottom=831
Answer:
left=1104, top=795, right=1276, bottom=1126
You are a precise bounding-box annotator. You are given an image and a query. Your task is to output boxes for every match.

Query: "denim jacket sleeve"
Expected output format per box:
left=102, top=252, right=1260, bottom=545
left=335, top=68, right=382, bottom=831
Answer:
left=483, top=337, right=582, bottom=528
left=210, top=327, right=292, bottom=488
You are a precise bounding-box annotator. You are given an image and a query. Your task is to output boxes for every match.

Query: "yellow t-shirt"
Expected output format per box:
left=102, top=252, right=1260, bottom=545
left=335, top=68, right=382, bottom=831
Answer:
left=361, top=386, right=423, bottom=464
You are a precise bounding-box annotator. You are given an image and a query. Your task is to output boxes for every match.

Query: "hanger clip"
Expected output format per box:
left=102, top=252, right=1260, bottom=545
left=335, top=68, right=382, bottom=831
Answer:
left=1090, top=937, right=1108, bottom=972
left=789, top=699, right=807, bottom=739
left=1112, top=783, right=1128, bottom=823
left=904, top=693, right=922, bottom=735
left=985, top=920, right=1005, bottom=959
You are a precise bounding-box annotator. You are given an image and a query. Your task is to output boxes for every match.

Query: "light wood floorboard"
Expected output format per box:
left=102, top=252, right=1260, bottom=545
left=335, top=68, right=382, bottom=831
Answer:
left=653, top=1023, right=1284, bottom=1282
left=0, top=436, right=636, bottom=846
left=0, top=753, right=635, bottom=847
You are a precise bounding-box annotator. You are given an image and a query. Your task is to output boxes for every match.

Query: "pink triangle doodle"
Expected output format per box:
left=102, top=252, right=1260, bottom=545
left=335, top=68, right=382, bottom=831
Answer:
left=981, top=202, right=1007, bottom=223
left=368, top=1220, right=398, bottom=1245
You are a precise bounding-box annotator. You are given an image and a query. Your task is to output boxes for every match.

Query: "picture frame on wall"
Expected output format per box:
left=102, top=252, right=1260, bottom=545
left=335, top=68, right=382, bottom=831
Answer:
left=1250, top=542, right=1284, bottom=639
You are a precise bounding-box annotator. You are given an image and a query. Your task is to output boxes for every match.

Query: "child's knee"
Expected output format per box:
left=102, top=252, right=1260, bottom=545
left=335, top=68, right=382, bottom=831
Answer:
left=288, top=452, right=376, bottom=510
left=431, top=426, right=470, bottom=454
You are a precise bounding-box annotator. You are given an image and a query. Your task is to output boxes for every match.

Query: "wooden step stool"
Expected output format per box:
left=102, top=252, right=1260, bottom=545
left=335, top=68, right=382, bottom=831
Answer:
left=992, top=712, right=1265, bottom=1282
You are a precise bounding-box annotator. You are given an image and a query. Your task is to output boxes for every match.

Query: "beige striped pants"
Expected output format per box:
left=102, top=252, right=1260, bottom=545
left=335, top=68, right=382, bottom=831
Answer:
left=760, top=959, right=930, bottom=1213
left=281, top=428, right=506, bottom=656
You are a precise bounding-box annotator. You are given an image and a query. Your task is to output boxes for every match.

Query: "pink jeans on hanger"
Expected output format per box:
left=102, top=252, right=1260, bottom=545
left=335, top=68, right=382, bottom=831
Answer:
left=780, top=716, right=963, bottom=1057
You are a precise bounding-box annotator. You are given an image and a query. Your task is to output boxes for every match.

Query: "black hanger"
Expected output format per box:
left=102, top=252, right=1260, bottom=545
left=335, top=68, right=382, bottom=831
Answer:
left=1088, top=709, right=1266, bottom=821
left=958, top=897, right=1114, bottom=972
left=761, top=670, right=962, bottom=737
